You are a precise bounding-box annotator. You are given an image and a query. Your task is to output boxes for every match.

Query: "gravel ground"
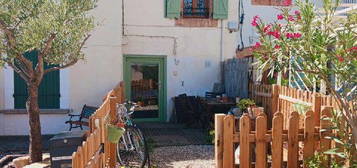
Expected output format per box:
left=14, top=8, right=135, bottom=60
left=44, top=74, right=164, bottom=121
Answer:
left=149, top=145, right=215, bottom=168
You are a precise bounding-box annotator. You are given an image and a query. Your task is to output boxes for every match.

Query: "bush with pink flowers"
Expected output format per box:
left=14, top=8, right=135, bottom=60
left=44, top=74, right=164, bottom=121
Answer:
left=251, top=0, right=357, bottom=165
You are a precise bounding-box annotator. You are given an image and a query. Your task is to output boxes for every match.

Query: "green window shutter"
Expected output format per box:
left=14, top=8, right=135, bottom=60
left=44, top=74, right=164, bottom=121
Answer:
left=213, top=0, right=228, bottom=19
left=14, top=51, right=60, bottom=109
left=165, top=0, right=181, bottom=19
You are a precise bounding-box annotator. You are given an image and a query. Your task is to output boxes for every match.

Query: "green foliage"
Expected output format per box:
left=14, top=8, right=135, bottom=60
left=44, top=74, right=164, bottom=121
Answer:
left=206, top=129, right=215, bottom=144
left=237, top=99, right=255, bottom=112
left=292, top=103, right=309, bottom=115
left=252, top=0, right=357, bottom=99
left=0, top=0, right=97, bottom=66
left=251, top=0, right=357, bottom=150
left=306, top=110, right=357, bottom=167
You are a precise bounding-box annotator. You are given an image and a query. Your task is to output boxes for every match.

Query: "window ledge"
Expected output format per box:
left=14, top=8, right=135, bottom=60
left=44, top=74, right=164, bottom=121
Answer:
left=0, top=109, right=70, bottom=114
left=175, top=18, right=218, bottom=27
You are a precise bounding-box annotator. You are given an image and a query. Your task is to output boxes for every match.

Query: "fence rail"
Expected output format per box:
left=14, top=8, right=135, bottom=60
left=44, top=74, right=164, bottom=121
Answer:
left=216, top=106, right=334, bottom=168
left=72, top=82, right=125, bottom=168
left=248, top=83, right=345, bottom=129
left=216, top=83, right=355, bottom=168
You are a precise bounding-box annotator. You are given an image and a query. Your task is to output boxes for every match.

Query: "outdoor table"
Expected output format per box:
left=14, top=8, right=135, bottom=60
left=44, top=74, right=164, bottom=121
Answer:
left=200, top=98, right=236, bottom=128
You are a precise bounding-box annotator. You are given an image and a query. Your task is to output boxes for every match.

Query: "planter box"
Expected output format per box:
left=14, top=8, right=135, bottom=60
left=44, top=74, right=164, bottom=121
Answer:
left=49, top=130, right=86, bottom=168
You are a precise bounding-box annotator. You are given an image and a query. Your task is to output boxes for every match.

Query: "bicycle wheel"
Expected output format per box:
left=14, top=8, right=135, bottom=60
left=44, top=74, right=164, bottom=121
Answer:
left=117, top=126, right=148, bottom=168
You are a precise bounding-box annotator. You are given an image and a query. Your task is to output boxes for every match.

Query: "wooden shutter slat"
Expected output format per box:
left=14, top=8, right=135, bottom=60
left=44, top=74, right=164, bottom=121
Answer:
left=166, top=0, right=181, bottom=19
left=213, top=0, right=228, bottom=19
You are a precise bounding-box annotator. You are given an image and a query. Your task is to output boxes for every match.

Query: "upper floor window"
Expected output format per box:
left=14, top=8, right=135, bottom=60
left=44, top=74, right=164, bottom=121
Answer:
left=165, top=0, right=228, bottom=20
left=183, top=0, right=210, bottom=18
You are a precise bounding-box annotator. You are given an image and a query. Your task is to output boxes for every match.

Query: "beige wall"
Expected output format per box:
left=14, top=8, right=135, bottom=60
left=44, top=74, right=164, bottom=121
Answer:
left=68, top=0, right=123, bottom=111
left=0, top=69, right=4, bottom=109
left=123, top=0, right=239, bottom=121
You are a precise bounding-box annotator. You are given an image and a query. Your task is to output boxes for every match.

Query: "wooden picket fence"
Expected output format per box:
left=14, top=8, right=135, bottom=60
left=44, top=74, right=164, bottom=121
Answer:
left=215, top=106, right=334, bottom=168
left=72, top=82, right=125, bottom=168
left=248, top=83, right=346, bottom=129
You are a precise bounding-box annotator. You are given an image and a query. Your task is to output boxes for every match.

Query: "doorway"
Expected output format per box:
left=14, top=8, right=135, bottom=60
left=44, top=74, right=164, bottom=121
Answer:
left=124, top=55, right=167, bottom=122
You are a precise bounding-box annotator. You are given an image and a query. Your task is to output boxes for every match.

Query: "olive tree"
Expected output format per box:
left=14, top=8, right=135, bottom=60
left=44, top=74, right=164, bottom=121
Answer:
left=0, top=0, right=97, bottom=162
left=251, top=0, right=357, bottom=150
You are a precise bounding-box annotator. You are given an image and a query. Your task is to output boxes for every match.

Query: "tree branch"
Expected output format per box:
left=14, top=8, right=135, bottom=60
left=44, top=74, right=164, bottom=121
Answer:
left=0, top=19, right=33, bottom=73
left=6, top=61, right=30, bottom=82
left=44, top=59, right=79, bottom=74
left=34, top=33, right=57, bottom=85
left=44, top=35, right=90, bottom=74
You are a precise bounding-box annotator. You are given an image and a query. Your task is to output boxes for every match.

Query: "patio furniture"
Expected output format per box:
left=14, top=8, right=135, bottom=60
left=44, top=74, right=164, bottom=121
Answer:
left=65, top=105, right=98, bottom=131
left=205, top=83, right=224, bottom=98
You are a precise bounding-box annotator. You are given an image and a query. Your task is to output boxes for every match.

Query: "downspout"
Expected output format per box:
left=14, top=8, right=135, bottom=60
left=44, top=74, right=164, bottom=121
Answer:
left=122, top=0, right=125, bottom=36
left=220, top=19, right=224, bottom=83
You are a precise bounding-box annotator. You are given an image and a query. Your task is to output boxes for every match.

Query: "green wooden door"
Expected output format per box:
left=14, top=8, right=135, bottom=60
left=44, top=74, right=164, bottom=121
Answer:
left=124, top=55, right=167, bottom=122
left=14, top=51, right=60, bottom=109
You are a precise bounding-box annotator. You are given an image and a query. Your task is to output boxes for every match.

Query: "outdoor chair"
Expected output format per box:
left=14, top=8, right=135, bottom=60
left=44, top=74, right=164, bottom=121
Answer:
left=65, top=105, right=98, bottom=131
left=205, top=83, right=225, bottom=98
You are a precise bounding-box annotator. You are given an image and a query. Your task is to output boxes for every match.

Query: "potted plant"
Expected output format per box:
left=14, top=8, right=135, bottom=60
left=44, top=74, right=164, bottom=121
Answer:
left=237, top=99, right=256, bottom=113
left=107, top=122, right=125, bottom=143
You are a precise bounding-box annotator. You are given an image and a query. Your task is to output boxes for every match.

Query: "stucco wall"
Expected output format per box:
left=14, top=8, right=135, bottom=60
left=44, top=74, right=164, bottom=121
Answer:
left=122, top=0, right=239, bottom=121
left=0, top=0, right=123, bottom=135
left=0, top=69, right=4, bottom=109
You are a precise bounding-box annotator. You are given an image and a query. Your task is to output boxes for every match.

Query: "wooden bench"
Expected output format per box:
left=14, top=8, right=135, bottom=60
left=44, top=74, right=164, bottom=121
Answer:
left=65, top=105, right=98, bottom=131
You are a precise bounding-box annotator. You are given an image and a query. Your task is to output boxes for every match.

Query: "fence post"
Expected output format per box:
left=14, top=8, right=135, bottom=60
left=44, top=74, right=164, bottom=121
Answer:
left=223, top=115, right=235, bottom=168
left=320, top=106, right=332, bottom=167
left=271, top=84, right=280, bottom=115
left=287, top=112, right=299, bottom=168
left=272, top=112, right=283, bottom=168
left=215, top=114, right=225, bottom=168
left=313, top=94, right=322, bottom=126
left=303, top=111, right=315, bottom=167
left=256, top=113, right=267, bottom=168
left=108, top=97, right=117, bottom=168
left=239, top=114, right=251, bottom=168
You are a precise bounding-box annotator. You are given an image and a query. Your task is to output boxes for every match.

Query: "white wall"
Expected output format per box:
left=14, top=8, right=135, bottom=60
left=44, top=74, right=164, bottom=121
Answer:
left=0, top=0, right=123, bottom=135
left=239, top=1, right=283, bottom=47
left=0, top=113, right=70, bottom=135
left=122, top=0, right=239, bottom=121
left=0, top=68, right=4, bottom=109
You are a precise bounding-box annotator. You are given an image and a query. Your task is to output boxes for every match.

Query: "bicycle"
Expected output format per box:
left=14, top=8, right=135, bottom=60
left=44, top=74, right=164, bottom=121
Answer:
left=116, top=101, right=150, bottom=168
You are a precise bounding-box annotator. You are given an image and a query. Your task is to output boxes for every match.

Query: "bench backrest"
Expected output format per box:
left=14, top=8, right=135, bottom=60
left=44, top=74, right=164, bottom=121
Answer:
left=81, top=105, right=98, bottom=119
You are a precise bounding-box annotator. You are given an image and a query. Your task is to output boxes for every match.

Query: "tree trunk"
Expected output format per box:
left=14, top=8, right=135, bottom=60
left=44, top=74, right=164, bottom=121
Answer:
left=26, top=84, right=43, bottom=163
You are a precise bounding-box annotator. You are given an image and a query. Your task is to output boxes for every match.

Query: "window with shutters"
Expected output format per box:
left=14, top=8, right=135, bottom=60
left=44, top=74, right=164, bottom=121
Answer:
left=165, top=0, right=228, bottom=27
left=183, top=0, right=210, bottom=18
left=13, top=51, right=60, bottom=109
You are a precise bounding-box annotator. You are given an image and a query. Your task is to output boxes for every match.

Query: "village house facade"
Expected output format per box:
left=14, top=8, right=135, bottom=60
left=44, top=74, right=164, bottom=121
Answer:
left=0, top=0, right=286, bottom=135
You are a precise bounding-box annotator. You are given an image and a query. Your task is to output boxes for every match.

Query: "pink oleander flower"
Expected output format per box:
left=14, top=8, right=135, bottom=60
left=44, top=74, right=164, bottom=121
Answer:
left=263, top=25, right=272, bottom=33
left=283, top=0, right=292, bottom=6
left=254, top=42, right=261, bottom=48
left=268, top=31, right=281, bottom=39
left=348, top=46, right=357, bottom=52
left=286, top=32, right=301, bottom=39
left=295, top=10, right=301, bottom=20
left=336, top=55, right=344, bottom=63
left=251, top=15, right=260, bottom=27
left=294, top=33, right=302, bottom=38
left=277, top=14, right=284, bottom=20
left=286, top=32, right=294, bottom=38
left=288, top=15, right=295, bottom=21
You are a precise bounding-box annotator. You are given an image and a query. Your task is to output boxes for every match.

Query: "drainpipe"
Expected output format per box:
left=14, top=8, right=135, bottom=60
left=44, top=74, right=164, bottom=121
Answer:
left=220, top=19, right=224, bottom=83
